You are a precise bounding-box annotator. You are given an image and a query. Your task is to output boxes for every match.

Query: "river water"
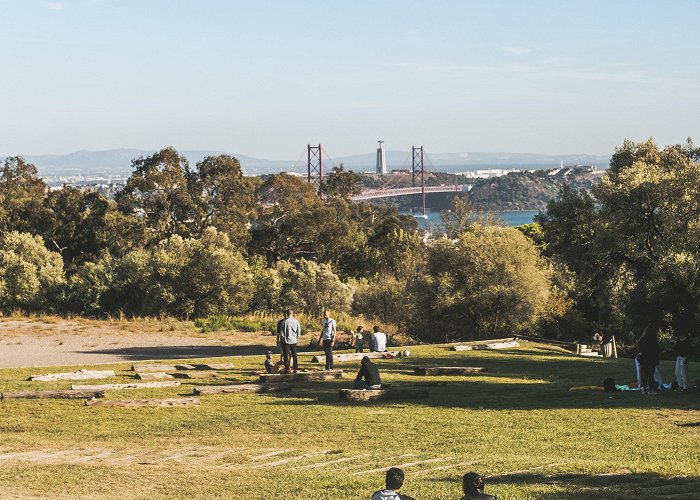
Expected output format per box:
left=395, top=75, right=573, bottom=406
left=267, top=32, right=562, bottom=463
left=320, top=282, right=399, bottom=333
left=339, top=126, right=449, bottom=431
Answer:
left=410, top=210, right=540, bottom=229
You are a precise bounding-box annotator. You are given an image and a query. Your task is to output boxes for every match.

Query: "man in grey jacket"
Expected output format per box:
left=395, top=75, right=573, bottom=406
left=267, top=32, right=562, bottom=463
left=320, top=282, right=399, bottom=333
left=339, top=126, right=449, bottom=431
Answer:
left=278, top=309, right=302, bottom=373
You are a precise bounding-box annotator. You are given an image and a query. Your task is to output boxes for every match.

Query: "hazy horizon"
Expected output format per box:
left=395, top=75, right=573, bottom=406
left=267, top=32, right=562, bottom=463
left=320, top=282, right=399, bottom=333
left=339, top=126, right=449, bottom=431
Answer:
left=1, top=0, right=699, bottom=159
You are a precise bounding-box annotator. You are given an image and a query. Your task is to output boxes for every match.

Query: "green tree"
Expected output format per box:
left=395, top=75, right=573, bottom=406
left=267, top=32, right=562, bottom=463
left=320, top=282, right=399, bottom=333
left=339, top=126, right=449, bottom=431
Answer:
left=0, top=232, right=65, bottom=313
left=116, top=147, right=196, bottom=240
left=540, top=138, right=700, bottom=338
left=322, top=165, right=363, bottom=199
left=275, top=258, right=353, bottom=316
left=351, top=274, right=408, bottom=325
left=0, top=157, right=50, bottom=235
left=416, top=225, right=554, bottom=341
left=187, top=155, right=259, bottom=250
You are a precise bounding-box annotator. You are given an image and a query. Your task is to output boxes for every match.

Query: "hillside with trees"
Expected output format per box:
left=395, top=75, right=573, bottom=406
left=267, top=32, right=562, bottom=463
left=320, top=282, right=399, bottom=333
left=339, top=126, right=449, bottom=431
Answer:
left=1, top=140, right=699, bottom=348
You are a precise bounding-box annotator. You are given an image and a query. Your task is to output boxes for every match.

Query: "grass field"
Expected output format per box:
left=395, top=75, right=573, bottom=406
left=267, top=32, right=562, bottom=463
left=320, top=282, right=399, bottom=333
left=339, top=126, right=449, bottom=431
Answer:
left=0, top=341, right=698, bottom=499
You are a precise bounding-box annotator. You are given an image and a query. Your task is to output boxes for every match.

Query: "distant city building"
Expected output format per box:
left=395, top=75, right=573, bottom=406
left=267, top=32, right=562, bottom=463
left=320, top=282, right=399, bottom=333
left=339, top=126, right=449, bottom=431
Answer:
left=376, top=140, right=387, bottom=175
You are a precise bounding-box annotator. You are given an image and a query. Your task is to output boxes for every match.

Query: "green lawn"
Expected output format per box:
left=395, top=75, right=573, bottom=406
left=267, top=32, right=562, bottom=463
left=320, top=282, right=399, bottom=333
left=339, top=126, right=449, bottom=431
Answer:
left=0, top=342, right=698, bottom=499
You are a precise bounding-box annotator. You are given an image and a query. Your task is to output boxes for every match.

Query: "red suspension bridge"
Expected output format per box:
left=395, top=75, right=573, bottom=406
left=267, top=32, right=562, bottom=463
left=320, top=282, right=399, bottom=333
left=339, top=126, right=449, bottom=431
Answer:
left=305, top=144, right=470, bottom=216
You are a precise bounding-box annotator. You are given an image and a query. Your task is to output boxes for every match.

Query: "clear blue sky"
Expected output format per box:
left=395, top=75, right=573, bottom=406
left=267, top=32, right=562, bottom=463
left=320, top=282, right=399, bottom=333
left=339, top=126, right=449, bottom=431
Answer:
left=1, top=0, right=699, bottom=159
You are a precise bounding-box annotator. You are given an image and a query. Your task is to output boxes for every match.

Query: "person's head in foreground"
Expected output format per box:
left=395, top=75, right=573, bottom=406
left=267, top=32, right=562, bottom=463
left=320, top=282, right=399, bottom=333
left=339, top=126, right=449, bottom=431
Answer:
left=266, top=351, right=272, bottom=359
left=463, top=472, right=484, bottom=495
left=285, top=309, right=293, bottom=318
left=386, top=467, right=404, bottom=491
left=357, top=326, right=364, bottom=333
left=361, top=355, right=370, bottom=365
left=373, top=325, right=380, bottom=333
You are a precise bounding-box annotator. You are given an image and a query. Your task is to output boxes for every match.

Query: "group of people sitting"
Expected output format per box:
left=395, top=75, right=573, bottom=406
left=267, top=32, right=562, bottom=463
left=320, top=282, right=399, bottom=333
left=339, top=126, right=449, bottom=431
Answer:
left=372, top=467, right=496, bottom=500
left=353, top=325, right=388, bottom=353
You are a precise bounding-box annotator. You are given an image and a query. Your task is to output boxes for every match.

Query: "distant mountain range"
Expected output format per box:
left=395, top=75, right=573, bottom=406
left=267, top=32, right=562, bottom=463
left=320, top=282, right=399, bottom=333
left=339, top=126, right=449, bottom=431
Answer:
left=1, top=148, right=611, bottom=177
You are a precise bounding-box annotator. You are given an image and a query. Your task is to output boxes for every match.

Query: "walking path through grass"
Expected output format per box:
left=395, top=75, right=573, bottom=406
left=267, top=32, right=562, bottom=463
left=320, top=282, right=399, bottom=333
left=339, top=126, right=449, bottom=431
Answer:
left=0, top=338, right=698, bottom=499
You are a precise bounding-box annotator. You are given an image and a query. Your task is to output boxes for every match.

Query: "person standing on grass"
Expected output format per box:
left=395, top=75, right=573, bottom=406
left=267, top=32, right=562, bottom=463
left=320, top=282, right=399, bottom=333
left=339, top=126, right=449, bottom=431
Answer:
left=460, top=471, right=497, bottom=500
left=638, top=323, right=660, bottom=394
left=370, top=325, right=387, bottom=353
left=318, top=310, right=336, bottom=371
left=278, top=309, right=301, bottom=373
left=674, top=334, right=692, bottom=392
left=354, top=326, right=365, bottom=353
left=371, top=467, right=415, bottom=500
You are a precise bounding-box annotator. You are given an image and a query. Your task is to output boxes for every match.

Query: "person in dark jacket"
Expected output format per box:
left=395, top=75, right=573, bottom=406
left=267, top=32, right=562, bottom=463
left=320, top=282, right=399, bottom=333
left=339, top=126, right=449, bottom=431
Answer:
left=638, top=324, right=660, bottom=394
left=674, top=334, right=692, bottom=391
left=460, top=472, right=497, bottom=500
left=264, top=351, right=274, bottom=374
left=354, top=356, right=382, bottom=389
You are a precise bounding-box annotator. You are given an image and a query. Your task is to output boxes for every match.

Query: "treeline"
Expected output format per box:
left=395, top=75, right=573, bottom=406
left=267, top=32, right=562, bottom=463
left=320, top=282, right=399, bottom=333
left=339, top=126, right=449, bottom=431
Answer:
left=2, top=140, right=699, bottom=344
left=537, top=138, right=700, bottom=345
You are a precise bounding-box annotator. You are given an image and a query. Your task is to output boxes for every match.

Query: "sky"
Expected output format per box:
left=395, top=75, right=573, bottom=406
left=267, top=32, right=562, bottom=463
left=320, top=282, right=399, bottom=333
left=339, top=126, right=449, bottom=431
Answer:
left=1, top=0, right=699, bottom=159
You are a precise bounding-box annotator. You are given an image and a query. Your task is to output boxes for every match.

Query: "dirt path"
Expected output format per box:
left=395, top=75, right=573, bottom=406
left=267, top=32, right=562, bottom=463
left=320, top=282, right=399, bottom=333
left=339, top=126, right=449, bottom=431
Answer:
left=0, top=318, right=277, bottom=368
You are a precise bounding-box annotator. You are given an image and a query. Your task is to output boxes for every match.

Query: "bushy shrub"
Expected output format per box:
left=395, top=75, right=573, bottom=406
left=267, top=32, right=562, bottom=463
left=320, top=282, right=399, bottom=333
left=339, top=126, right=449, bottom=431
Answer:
left=0, top=232, right=65, bottom=313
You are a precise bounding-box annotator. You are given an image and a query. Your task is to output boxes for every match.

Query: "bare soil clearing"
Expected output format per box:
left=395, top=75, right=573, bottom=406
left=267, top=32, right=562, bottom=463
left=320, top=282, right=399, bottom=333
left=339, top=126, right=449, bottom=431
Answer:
left=0, top=318, right=277, bottom=368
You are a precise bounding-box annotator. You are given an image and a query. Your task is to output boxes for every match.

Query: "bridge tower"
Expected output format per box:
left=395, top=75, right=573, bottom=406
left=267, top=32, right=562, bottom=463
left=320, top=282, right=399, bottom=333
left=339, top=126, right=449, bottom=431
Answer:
left=307, top=144, right=322, bottom=194
left=376, top=140, right=387, bottom=175
left=412, top=146, right=426, bottom=216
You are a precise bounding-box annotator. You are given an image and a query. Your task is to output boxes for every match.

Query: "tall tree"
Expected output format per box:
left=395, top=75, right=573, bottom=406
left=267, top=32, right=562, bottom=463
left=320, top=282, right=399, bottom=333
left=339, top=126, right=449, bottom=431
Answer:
left=187, top=154, right=259, bottom=250
left=116, top=147, right=196, bottom=240
left=0, top=157, right=50, bottom=235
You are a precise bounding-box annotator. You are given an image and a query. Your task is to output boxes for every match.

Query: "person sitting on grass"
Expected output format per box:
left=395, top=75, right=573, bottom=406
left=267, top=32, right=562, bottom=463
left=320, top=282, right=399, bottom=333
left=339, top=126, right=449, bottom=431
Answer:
left=354, top=356, right=382, bottom=390
left=371, top=467, right=415, bottom=500
left=264, top=351, right=274, bottom=374
left=460, top=471, right=497, bottom=500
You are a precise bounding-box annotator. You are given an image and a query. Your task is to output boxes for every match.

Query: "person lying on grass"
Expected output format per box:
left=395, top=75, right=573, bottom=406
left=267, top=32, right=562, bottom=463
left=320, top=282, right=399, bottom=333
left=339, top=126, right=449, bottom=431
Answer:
left=371, top=467, right=415, bottom=500
left=354, top=356, right=382, bottom=390
left=460, top=471, right=497, bottom=500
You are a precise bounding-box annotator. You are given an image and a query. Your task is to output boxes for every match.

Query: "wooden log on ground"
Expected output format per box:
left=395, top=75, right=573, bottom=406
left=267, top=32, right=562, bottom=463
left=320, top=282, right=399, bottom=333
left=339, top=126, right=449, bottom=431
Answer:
left=135, top=372, right=175, bottom=381
left=170, top=371, right=219, bottom=379
left=339, top=388, right=429, bottom=402
left=193, top=383, right=292, bottom=395
left=260, top=370, right=343, bottom=383
left=131, top=363, right=233, bottom=372
left=71, top=381, right=181, bottom=391
left=452, top=341, right=520, bottom=351
left=2, top=389, right=105, bottom=400
left=310, top=351, right=399, bottom=363
left=413, top=366, right=487, bottom=376
left=84, top=397, right=200, bottom=408
left=29, top=369, right=115, bottom=382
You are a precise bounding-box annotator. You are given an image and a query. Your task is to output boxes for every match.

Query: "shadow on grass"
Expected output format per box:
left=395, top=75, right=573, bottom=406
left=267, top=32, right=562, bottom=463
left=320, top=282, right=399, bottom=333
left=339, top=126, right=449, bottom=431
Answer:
left=484, top=471, right=700, bottom=499
left=74, top=344, right=273, bottom=359
left=250, top=350, right=700, bottom=411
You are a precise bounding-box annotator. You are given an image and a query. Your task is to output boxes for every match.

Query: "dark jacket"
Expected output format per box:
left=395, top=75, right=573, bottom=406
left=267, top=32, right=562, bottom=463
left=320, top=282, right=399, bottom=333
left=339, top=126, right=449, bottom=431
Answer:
left=638, top=331, right=659, bottom=365
left=356, top=361, right=381, bottom=386
left=674, top=337, right=692, bottom=358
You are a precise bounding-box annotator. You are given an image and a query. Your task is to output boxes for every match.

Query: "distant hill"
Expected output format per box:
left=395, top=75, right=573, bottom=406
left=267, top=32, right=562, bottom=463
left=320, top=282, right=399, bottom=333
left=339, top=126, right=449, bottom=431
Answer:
left=335, top=150, right=610, bottom=171
left=1, top=148, right=610, bottom=178
left=1, top=149, right=293, bottom=177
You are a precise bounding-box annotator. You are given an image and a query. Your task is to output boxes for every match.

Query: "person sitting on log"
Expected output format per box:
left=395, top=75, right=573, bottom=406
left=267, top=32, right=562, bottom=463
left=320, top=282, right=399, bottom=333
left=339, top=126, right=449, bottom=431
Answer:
left=370, top=325, right=387, bottom=352
left=460, top=471, right=497, bottom=500
left=354, top=356, right=382, bottom=390
left=371, top=467, right=415, bottom=500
